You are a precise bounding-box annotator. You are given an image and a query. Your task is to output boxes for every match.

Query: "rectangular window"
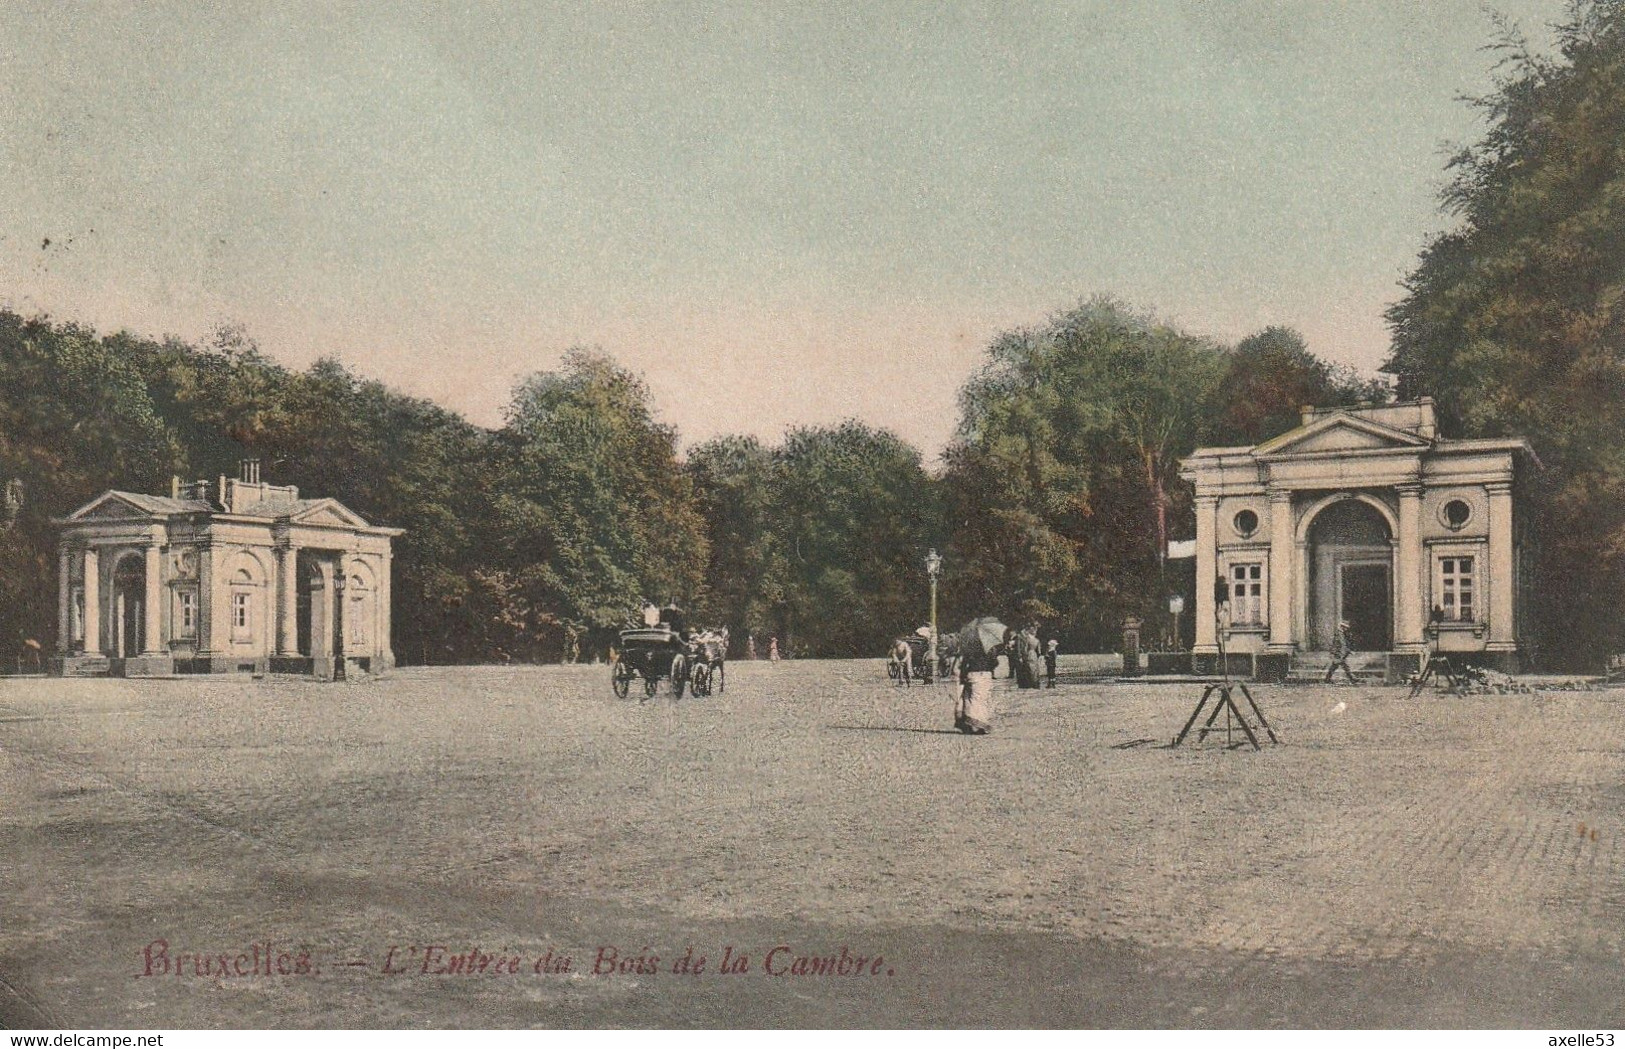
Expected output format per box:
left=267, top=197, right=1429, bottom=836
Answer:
left=1231, top=563, right=1264, bottom=625
left=177, top=590, right=196, bottom=636
left=1440, top=556, right=1476, bottom=622
left=232, top=591, right=251, bottom=641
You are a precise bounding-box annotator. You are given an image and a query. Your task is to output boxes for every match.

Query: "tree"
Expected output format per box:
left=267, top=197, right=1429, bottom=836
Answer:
left=1383, top=0, right=1625, bottom=667
left=946, top=297, right=1227, bottom=645
left=492, top=349, right=708, bottom=659
left=685, top=435, right=787, bottom=650
left=0, top=313, right=183, bottom=652
left=768, top=421, right=942, bottom=656
left=1209, top=326, right=1389, bottom=445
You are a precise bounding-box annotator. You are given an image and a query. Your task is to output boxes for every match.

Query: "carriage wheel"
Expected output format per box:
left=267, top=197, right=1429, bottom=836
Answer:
left=612, top=661, right=633, bottom=699
left=643, top=672, right=658, bottom=699
left=670, top=654, right=687, bottom=697
left=691, top=662, right=710, bottom=697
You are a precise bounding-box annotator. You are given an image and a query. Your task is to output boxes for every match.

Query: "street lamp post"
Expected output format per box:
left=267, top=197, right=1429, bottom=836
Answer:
left=332, top=569, right=347, bottom=682
left=925, top=549, right=942, bottom=684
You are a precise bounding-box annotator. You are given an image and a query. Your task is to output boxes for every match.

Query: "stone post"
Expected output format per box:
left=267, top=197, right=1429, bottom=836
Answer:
left=1122, top=616, right=1143, bottom=677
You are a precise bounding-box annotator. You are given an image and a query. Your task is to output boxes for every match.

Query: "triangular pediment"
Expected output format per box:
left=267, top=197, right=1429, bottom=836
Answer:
left=1254, top=413, right=1432, bottom=458
left=66, top=492, right=158, bottom=522
left=289, top=499, right=370, bottom=528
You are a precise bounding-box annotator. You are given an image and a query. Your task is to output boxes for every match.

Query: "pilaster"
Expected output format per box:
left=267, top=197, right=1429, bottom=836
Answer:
left=1396, top=483, right=1425, bottom=649
left=1487, top=481, right=1516, bottom=648
left=1267, top=488, right=1295, bottom=651
left=1193, top=495, right=1218, bottom=654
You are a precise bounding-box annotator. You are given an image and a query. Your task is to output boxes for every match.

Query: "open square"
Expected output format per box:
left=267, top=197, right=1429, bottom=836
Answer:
left=2, top=663, right=1622, bottom=1027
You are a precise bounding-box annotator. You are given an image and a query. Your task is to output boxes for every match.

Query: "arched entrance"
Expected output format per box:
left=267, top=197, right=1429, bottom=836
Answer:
left=111, top=553, right=145, bottom=658
left=1306, top=498, right=1393, bottom=651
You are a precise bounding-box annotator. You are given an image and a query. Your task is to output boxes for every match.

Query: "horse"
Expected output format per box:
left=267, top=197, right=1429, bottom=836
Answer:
left=689, top=628, right=728, bottom=696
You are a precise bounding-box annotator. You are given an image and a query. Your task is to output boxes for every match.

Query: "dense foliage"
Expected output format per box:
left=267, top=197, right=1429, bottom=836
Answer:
left=940, top=300, right=1374, bottom=650
left=1384, top=0, right=1625, bottom=667
left=0, top=300, right=1382, bottom=663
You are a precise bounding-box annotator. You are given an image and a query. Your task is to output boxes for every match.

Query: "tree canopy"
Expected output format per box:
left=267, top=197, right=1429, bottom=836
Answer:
left=1384, top=0, right=1625, bottom=666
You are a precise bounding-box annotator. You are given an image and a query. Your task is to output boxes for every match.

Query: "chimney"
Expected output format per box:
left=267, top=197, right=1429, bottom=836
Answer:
left=171, top=475, right=181, bottom=499
left=240, top=459, right=261, bottom=484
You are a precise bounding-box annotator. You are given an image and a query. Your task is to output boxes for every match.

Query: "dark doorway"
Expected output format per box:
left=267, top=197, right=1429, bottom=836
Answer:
left=112, top=556, right=145, bottom=657
left=1340, top=563, right=1392, bottom=651
left=1307, top=498, right=1394, bottom=649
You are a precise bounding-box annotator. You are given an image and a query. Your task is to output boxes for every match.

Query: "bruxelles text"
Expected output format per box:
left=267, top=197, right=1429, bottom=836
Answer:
left=138, top=940, right=892, bottom=979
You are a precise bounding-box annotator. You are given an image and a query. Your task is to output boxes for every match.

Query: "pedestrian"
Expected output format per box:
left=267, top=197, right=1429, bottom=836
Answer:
left=768, top=636, right=780, bottom=662
left=747, top=634, right=757, bottom=660
left=1325, top=620, right=1357, bottom=684
left=957, top=645, right=997, bottom=735
left=890, top=637, right=913, bottom=686
left=1021, top=624, right=1044, bottom=689
left=1045, top=638, right=1058, bottom=688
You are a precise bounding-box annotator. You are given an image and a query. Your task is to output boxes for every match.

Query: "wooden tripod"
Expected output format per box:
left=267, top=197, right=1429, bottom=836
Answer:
left=1171, top=606, right=1278, bottom=750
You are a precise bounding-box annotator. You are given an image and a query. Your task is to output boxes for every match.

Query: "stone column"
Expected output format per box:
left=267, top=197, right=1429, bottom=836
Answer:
left=312, top=558, right=333, bottom=662
left=1396, top=484, right=1425, bottom=649
left=1194, top=496, right=1218, bottom=653
left=142, top=540, right=164, bottom=654
left=82, top=547, right=101, bottom=655
left=276, top=544, right=299, bottom=657
left=1267, top=488, right=1295, bottom=650
left=57, top=546, right=72, bottom=653
left=1487, top=482, right=1515, bottom=647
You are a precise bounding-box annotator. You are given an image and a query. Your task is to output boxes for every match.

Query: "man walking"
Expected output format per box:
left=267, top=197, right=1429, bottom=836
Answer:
left=1325, top=620, right=1357, bottom=684
left=1045, top=639, right=1058, bottom=688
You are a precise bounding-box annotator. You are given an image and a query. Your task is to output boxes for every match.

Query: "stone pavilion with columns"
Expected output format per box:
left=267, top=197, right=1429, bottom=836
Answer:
left=1179, top=399, right=1537, bottom=680
left=52, top=462, right=400, bottom=678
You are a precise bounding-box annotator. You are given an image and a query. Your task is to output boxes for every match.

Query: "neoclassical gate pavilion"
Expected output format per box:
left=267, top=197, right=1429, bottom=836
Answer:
left=1179, top=399, right=1537, bottom=676
left=52, top=461, right=400, bottom=678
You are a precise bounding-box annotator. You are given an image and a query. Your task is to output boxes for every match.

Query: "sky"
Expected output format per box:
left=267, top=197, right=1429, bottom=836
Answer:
left=0, top=1, right=1573, bottom=457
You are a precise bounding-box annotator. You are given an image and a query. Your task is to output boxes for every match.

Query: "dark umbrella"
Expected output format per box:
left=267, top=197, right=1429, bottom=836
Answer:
left=957, top=617, right=1009, bottom=662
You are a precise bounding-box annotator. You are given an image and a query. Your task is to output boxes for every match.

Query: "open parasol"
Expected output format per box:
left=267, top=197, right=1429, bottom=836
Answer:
left=956, top=616, right=1008, bottom=661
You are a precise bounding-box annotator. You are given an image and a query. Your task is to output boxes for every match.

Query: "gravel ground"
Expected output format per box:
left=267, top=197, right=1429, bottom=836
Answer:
left=1, top=659, right=1622, bottom=1028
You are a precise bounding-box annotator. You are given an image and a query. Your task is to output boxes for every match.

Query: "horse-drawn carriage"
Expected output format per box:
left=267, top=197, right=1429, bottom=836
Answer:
left=611, top=616, right=728, bottom=700
left=886, top=628, right=961, bottom=685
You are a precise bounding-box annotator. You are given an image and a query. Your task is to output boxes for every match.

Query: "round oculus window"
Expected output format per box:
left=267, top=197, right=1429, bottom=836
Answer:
left=1233, top=509, right=1259, bottom=538
left=1442, top=499, right=1472, bottom=530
